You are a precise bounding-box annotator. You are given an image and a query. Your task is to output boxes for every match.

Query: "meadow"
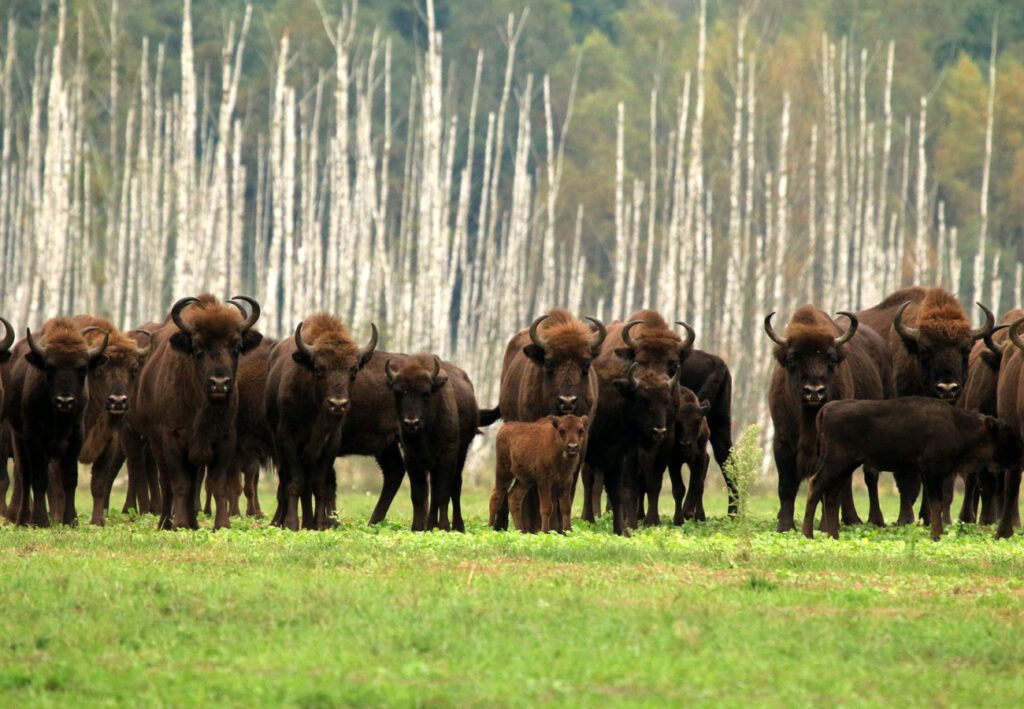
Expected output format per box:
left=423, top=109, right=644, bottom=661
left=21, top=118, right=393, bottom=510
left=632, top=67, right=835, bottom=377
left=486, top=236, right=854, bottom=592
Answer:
left=1, top=481, right=1023, bottom=708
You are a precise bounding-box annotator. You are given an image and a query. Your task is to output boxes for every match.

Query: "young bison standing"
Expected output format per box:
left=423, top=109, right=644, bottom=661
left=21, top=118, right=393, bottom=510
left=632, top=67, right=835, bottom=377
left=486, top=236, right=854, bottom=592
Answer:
left=805, top=398, right=1020, bottom=541
left=665, top=386, right=711, bottom=524
left=490, top=414, right=589, bottom=533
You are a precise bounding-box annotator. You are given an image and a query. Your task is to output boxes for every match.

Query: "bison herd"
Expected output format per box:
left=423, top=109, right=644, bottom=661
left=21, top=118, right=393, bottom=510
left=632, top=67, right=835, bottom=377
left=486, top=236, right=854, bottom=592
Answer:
left=1, top=284, right=1023, bottom=542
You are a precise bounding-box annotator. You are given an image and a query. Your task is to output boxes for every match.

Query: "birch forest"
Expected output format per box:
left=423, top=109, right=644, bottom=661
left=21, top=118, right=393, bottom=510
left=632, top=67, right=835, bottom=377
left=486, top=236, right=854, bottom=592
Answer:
left=0, top=0, right=1021, bottom=458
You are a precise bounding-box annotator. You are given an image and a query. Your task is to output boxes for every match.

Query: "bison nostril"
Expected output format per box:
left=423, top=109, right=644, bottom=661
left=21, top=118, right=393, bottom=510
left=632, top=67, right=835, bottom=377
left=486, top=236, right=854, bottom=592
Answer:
left=107, top=395, right=129, bottom=411
left=327, top=397, right=349, bottom=411
left=652, top=427, right=666, bottom=436
left=402, top=418, right=421, bottom=429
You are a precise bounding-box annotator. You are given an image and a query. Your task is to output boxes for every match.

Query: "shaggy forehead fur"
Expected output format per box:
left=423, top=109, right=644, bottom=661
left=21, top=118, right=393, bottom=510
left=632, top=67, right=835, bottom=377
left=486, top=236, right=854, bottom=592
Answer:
left=301, top=313, right=358, bottom=354
left=77, top=315, right=142, bottom=366
left=782, top=306, right=839, bottom=351
left=38, top=317, right=89, bottom=363
left=624, top=309, right=682, bottom=358
left=538, top=308, right=594, bottom=360
left=915, top=288, right=971, bottom=343
left=393, top=354, right=440, bottom=387
left=182, top=293, right=245, bottom=339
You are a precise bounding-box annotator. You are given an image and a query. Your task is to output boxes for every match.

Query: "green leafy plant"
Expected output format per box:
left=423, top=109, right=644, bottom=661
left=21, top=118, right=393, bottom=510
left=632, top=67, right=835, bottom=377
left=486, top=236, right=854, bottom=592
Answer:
left=723, top=424, right=764, bottom=520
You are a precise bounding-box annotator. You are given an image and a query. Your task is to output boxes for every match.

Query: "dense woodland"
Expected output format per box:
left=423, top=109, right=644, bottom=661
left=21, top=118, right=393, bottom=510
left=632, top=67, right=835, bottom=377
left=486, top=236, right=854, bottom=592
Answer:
left=0, top=0, right=1021, bottom=433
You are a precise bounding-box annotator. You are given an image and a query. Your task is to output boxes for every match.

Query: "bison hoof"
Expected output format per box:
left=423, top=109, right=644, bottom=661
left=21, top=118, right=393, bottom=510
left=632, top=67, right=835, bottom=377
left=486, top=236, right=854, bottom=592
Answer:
left=776, top=521, right=795, bottom=533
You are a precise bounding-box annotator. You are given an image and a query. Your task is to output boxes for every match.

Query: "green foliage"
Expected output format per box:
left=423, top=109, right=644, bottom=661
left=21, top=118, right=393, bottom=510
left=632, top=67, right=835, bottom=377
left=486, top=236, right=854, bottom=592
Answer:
left=723, top=423, right=763, bottom=519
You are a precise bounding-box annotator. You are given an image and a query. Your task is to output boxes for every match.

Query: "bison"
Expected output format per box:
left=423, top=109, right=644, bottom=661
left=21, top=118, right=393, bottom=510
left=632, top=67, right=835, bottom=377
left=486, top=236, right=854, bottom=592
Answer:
left=129, top=294, right=262, bottom=530
left=805, top=397, right=1020, bottom=541
left=489, top=414, right=589, bottom=533
left=265, top=314, right=376, bottom=530
left=4, top=317, right=109, bottom=526
left=994, top=317, right=1024, bottom=538
left=664, top=386, right=711, bottom=524
left=385, top=354, right=479, bottom=531
left=765, top=306, right=892, bottom=532
left=0, top=317, right=16, bottom=516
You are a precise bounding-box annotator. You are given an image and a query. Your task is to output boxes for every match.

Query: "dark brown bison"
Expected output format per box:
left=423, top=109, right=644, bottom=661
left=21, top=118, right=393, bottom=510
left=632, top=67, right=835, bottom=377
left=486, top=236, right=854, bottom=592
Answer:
left=4, top=317, right=109, bottom=526
left=665, top=386, right=711, bottom=523
left=265, top=314, right=376, bottom=530
left=995, top=317, right=1024, bottom=538
left=490, top=414, right=589, bottom=533
left=120, top=323, right=163, bottom=516
left=67, top=316, right=151, bottom=526
left=129, top=294, right=262, bottom=530
left=806, top=397, right=1020, bottom=540
left=0, top=317, right=17, bottom=516
left=493, top=309, right=606, bottom=531
left=385, top=354, right=479, bottom=531
left=957, top=312, right=1020, bottom=525
left=765, top=306, right=892, bottom=532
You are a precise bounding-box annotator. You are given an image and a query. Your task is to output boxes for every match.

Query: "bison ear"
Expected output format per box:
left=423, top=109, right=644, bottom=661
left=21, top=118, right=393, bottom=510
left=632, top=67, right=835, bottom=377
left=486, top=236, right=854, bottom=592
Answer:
left=772, top=346, right=787, bottom=365
left=613, top=377, right=634, bottom=396
left=0, top=350, right=11, bottom=363
left=614, top=347, right=636, bottom=362
left=169, top=331, right=192, bottom=354
left=523, top=344, right=545, bottom=364
left=980, top=349, right=1000, bottom=369
left=579, top=414, right=589, bottom=427
left=897, top=332, right=919, bottom=354
left=699, top=400, right=711, bottom=417
left=548, top=415, right=560, bottom=428
left=431, top=372, right=449, bottom=392
left=88, top=354, right=109, bottom=371
left=291, top=351, right=315, bottom=371
left=241, top=330, right=263, bottom=353
left=25, top=351, right=45, bottom=369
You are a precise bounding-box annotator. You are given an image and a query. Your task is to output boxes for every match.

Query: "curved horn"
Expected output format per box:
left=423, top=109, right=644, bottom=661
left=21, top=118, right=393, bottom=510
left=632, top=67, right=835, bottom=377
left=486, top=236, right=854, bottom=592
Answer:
left=675, top=321, right=696, bottom=353
left=431, top=355, right=442, bottom=381
left=362, top=323, right=379, bottom=359
left=621, top=319, right=643, bottom=351
left=0, top=317, right=14, bottom=353
left=627, top=361, right=640, bottom=389
left=80, top=326, right=108, bottom=338
left=833, top=311, right=859, bottom=348
left=763, top=312, right=787, bottom=347
left=528, top=315, right=549, bottom=350
left=971, top=302, right=996, bottom=342
left=133, top=329, right=153, bottom=358
left=86, top=329, right=109, bottom=361
left=894, top=301, right=920, bottom=343
left=170, top=296, right=200, bottom=335
left=983, top=323, right=1008, bottom=357
left=385, top=358, right=398, bottom=384
left=669, top=362, right=681, bottom=386
left=1009, top=317, right=1024, bottom=354
left=229, top=295, right=261, bottom=332
left=294, top=322, right=314, bottom=359
left=585, top=316, right=607, bottom=350
left=25, top=327, right=45, bottom=360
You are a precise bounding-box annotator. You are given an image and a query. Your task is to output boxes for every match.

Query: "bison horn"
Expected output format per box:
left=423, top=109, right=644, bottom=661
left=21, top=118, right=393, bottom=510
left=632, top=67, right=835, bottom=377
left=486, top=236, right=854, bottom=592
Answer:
left=675, top=321, right=696, bottom=353
left=0, top=317, right=13, bottom=353
left=363, top=323, right=379, bottom=360
left=25, top=327, right=46, bottom=361
left=294, top=321, right=315, bottom=359
left=971, top=302, right=996, bottom=342
left=528, top=315, right=549, bottom=350
left=894, top=301, right=920, bottom=343
left=133, top=329, right=153, bottom=358
left=170, top=296, right=200, bottom=335
left=1009, top=317, right=1024, bottom=355
left=833, top=311, right=859, bottom=348
left=983, top=323, right=1008, bottom=357
left=229, top=295, right=261, bottom=332
left=431, top=355, right=442, bottom=381
left=627, top=361, right=640, bottom=390
left=385, top=358, right=398, bottom=384
left=763, top=312, right=787, bottom=347
left=585, top=316, right=607, bottom=350
left=621, top=319, right=643, bottom=351
left=86, top=329, right=110, bottom=362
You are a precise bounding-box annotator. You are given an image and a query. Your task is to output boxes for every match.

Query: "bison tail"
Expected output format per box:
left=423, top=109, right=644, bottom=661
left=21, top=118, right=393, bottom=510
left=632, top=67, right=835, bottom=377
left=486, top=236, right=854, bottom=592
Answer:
left=478, top=407, right=501, bottom=427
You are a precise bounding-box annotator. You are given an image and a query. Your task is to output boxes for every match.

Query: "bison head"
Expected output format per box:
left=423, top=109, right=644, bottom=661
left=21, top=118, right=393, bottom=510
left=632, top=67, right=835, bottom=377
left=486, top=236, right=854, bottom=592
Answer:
left=385, top=355, right=447, bottom=434
left=293, top=317, right=377, bottom=418
left=613, top=362, right=677, bottom=445
left=895, top=299, right=994, bottom=401
left=981, top=414, right=1022, bottom=470
left=169, top=295, right=263, bottom=404
left=82, top=325, right=151, bottom=419
left=547, top=413, right=589, bottom=459
left=523, top=312, right=606, bottom=414
left=0, top=317, right=13, bottom=363
left=615, top=317, right=695, bottom=378
left=765, top=309, right=858, bottom=408
left=25, top=320, right=109, bottom=415
left=675, top=388, right=710, bottom=460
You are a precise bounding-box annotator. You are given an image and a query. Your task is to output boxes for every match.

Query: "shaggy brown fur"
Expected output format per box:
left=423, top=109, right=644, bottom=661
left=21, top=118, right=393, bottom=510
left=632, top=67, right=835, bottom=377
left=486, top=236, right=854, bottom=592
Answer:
left=535, top=309, right=597, bottom=362
left=489, top=414, right=589, bottom=533
left=611, top=309, right=688, bottom=373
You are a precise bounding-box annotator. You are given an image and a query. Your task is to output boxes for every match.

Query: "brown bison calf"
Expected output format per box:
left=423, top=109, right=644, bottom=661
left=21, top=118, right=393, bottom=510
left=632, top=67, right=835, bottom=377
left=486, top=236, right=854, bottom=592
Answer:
left=489, top=414, right=589, bottom=533
left=805, top=397, right=1020, bottom=541
left=666, top=386, right=711, bottom=524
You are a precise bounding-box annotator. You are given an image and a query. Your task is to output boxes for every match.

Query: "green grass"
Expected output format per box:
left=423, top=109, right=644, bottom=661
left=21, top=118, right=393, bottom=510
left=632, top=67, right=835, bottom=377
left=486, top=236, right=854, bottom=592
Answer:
left=2, top=481, right=1024, bottom=707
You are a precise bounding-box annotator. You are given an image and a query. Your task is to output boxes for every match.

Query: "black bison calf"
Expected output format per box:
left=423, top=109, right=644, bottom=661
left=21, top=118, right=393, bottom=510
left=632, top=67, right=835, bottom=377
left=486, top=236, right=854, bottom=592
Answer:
left=489, top=414, right=589, bottom=533
left=666, top=386, right=711, bottom=524
left=805, top=397, right=1020, bottom=541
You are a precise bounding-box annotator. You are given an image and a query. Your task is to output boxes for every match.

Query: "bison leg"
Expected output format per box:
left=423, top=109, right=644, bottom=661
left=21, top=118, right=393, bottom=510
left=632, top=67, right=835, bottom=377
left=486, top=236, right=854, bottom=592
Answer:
left=89, top=443, right=118, bottom=526
left=822, top=486, right=842, bottom=540
left=406, top=463, right=429, bottom=532
left=0, top=455, right=8, bottom=518
left=941, top=475, right=954, bottom=525
left=604, top=466, right=627, bottom=537
left=996, top=468, right=1021, bottom=539
left=959, top=470, right=980, bottom=524
left=580, top=464, right=599, bottom=523
left=667, top=455, right=686, bottom=526
left=840, top=479, right=862, bottom=526
left=22, top=445, right=50, bottom=528
left=924, top=476, right=947, bottom=541
left=451, top=470, right=465, bottom=533
left=863, top=466, right=885, bottom=527
left=709, top=420, right=738, bottom=517
left=642, top=463, right=663, bottom=527
left=894, top=473, right=920, bottom=526
left=775, top=443, right=800, bottom=533
left=228, top=466, right=242, bottom=518
left=538, top=481, right=554, bottom=534
left=369, top=443, right=405, bottom=525
left=559, top=484, right=573, bottom=534
left=681, top=452, right=710, bottom=522
left=242, top=454, right=263, bottom=518
left=202, top=470, right=213, bottom=517
left=801, top=479, right=826, bottom=540
left=508, top=481, right=529, bottom=532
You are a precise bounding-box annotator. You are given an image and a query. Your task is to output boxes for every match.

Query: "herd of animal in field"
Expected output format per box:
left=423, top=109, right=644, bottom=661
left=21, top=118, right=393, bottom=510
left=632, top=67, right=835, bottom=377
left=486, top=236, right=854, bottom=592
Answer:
left=0, top=283, right=1021, bottom=542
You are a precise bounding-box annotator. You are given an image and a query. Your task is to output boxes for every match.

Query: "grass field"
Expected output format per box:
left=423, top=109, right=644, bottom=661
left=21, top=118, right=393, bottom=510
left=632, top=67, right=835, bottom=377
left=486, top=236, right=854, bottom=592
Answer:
left=2, top=480, right=1024, bottom=707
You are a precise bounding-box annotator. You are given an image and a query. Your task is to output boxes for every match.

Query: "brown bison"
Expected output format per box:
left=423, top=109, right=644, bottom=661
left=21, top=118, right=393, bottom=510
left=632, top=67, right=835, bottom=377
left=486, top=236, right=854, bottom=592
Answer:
left=957, top=312, right=1019, bottom=525
left=490, top=414, right=589, bottom=533
left=995, top=317, right=1024, bottom=538
left=493, top=309, right=606, bottom=530
left=385, top=354, right=479, bottom=531
left=581, top=310, right=694, bottom=534
left=69, top=316, right=151, bottom=526
left=120, top=323, right=163, bottom=516
left=0, top=317, right=16, bottom=516
left=805, top=397, right=1020, bottom=540
left=265, top=314, right=377, bottom=530
left=129, top=294, right=262, bottom=530
left=3, top=317, right=109, bottom=526
left=765, top=306, right=892, bottom=532
left=665, top=386, right=711, bottom=523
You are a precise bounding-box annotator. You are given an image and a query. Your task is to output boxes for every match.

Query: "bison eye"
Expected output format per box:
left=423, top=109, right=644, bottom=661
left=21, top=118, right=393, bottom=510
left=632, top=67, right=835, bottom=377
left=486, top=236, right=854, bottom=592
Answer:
left=314, top=366, right=324, bottom=376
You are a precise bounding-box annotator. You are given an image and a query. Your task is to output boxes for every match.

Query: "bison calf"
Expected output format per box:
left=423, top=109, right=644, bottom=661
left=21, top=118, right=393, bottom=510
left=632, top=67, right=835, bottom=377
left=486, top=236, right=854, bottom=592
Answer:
left=489, top=414, right=589, bottom=533
left=805, top=397, right=1020, bottom=541
left=666, top=386, right=711, bottom=524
